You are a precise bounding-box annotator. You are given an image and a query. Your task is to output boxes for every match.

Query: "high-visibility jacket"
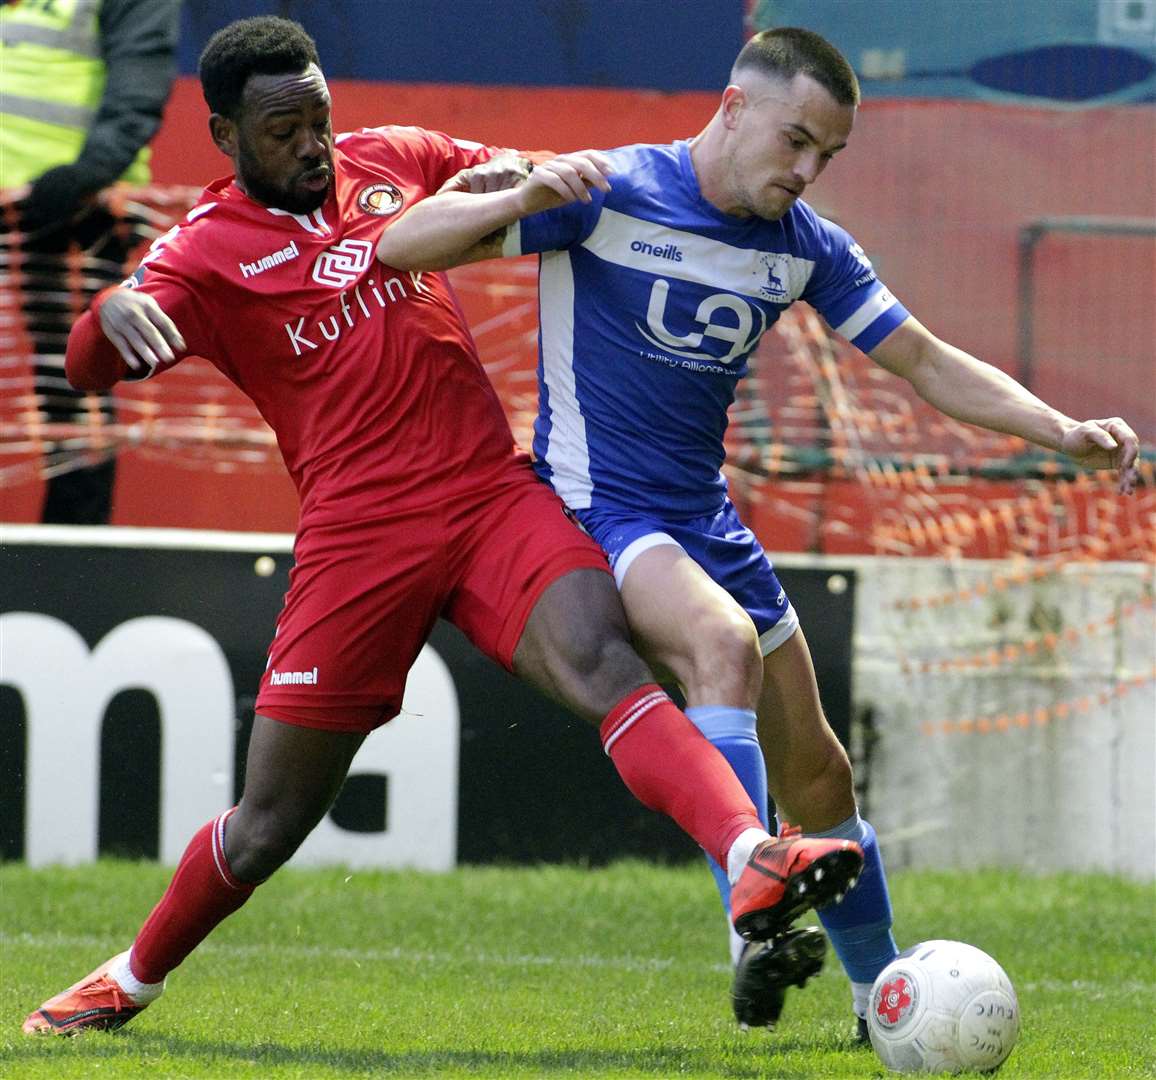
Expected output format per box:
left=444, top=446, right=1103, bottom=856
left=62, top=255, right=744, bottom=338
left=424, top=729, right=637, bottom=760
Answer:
left=0, top=0, right=165, bottom=187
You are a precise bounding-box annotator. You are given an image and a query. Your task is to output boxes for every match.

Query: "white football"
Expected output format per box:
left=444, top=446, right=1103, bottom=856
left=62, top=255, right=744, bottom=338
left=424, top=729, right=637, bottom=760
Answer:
left=868, top=940, right=1019, bottom=1074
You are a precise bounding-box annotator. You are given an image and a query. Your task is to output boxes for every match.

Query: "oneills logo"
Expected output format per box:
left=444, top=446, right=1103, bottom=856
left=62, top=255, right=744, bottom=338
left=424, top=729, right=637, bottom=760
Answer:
left=358, top=182, right=403, bottom=216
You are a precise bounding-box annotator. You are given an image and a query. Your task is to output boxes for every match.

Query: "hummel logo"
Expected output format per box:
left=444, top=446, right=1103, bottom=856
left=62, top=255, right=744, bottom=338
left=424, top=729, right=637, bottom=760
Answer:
left=269, top=666, right=319, bottom=686
left=240, top=240, right=300, bottom=279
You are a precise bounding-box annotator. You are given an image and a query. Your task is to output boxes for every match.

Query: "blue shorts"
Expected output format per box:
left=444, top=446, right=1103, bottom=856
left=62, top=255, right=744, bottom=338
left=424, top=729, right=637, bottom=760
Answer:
left=574, top=498, right=800, bottom=655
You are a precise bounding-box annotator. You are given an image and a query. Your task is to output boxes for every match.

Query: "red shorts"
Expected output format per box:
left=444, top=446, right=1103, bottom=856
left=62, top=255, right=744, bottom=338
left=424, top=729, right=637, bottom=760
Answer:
left=255, top=466, right=609, bottom=732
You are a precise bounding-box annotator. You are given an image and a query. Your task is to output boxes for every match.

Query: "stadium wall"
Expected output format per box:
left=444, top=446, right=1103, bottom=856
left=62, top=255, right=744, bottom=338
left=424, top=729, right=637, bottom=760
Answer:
left=0, top=525, right=855, bottom=868
left=3, top=527, right=1151, bottom=879
left=787, top=553, right=1154, bottom=880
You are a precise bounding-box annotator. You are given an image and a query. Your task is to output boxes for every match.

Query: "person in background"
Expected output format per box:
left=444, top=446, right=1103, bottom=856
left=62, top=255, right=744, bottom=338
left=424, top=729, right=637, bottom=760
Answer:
left=0, top=0, right=181, bottom=523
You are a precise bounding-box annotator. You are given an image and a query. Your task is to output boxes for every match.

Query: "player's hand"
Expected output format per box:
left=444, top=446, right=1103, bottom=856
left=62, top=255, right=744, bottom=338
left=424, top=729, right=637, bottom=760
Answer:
left=1059, top=417, right=1141, bottom=495
left=513, top=150, right=613, bottom=215
left=437, top=154, right=534, bottom=195
left=98, top=288, right=187, bottom=375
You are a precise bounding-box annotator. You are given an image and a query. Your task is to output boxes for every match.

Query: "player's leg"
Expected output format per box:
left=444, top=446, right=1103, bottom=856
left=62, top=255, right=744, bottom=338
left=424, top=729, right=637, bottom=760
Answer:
left=448, top=476, right=862, bottom=943
left=759, top=626, right=898, bottom=1033
left=631, top=506, right=828, bottom=1028
left=511, top=564, right=766, bottom=869
left=512, top=567, right=861, bottom=934
left=130, top=715, right=366, bottom=979
left=616, top=540, right=769, bottom=936
left=24, top=520, right=433, bottom=1035
left=22, top=715, right=365, bottom=1035
left=25, top=207, right=123, bottom=523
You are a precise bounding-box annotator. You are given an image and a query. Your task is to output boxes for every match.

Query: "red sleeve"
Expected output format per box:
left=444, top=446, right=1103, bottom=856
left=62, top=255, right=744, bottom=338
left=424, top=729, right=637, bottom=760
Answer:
left=65, top=289, right=131, bottom=390
left=66, top=265, right=215, bottom=390
left=65, top=193, right=225, bottom=389
left=406, top=127, right=509, bottom=192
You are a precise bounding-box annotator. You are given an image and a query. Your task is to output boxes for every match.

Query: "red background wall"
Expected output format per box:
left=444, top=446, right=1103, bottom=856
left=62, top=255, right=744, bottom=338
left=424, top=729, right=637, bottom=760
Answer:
left=5, top=78, right=1153, bottom=541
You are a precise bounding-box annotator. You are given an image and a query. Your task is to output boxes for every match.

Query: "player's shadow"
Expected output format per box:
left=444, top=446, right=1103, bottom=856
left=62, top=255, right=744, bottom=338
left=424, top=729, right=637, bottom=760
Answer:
left=5, top=1030, right=827, bottom=1076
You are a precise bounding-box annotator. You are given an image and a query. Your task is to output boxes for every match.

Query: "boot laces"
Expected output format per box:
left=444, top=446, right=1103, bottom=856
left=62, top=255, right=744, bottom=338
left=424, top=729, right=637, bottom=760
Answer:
left=77, top=976, right=128, bottom=1011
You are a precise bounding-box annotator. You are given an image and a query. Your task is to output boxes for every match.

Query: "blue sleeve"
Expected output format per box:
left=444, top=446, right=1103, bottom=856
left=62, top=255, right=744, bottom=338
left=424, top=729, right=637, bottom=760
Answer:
left=511, top=190, right=606, bottom=255
left=801, top=214, right=909, bottom=353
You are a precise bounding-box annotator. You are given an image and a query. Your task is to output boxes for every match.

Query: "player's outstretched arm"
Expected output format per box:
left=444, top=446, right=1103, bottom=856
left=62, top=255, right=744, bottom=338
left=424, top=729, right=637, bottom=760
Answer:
left=66, top=287, right=187, bottom=391
left=376, top=150, right=613, bottom=272
left=435, top=153, right=536, bottom=195
left=870, top=316, right=1140, bottom=495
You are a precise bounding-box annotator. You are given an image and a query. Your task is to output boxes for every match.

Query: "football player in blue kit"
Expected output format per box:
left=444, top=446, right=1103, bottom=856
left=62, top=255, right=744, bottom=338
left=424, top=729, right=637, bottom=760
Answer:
left=377, top=27, right=1140, bottom=1038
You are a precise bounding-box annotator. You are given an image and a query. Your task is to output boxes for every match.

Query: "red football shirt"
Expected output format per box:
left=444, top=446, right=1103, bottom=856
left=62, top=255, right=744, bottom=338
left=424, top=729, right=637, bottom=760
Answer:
left=124, top=126, right=520, bottom=522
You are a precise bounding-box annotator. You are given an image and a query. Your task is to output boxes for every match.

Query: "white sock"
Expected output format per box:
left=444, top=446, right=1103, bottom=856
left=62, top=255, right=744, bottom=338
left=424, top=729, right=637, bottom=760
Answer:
left=852, top=980, right=873, bottom=1019
left=108, top=950, right=166, bottom=1004
left=726, top=827, right=772, bottom=885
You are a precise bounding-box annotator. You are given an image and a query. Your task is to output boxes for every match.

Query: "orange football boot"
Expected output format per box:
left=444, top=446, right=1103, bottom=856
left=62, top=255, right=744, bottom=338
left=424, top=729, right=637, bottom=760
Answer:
left=731, top=825, right=864, bottom=942
left=22, top=952, right=150, bottom=1035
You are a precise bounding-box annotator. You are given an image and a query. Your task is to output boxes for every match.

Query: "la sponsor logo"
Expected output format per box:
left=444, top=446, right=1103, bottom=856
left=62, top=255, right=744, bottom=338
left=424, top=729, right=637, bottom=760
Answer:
left=638, top=278, right=766, bottom=365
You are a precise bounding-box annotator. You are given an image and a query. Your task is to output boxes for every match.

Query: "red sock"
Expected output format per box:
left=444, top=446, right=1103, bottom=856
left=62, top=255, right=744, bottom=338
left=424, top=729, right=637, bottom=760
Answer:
left=130, top=808, right=257, bottom=984
left=601, top=685, right=763, bottom=867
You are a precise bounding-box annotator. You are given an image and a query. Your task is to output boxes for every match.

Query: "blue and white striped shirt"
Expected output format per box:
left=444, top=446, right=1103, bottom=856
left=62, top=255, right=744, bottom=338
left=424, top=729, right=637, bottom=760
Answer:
left=507, top=139, right=909, bottom=517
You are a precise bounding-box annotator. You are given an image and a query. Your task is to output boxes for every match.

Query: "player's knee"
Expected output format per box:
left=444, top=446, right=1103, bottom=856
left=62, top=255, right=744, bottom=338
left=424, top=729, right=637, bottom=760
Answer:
left=688, top=607, right=761, bottom=702
left=516, top=567, right=655, bottom=719
left=558, top=628, right=653, bottom=720
left=226, top=804, right=315, bottom=882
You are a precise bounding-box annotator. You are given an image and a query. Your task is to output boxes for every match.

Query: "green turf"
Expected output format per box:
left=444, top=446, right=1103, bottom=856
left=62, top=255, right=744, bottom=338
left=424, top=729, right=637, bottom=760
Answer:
left=1, top=861, right=1152, bottom=1078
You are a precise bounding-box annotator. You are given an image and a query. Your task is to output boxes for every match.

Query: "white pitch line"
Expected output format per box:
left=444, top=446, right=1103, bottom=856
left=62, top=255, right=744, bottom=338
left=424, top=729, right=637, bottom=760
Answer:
left=0, top=931, right=731, bottom=976
left=4, top=933, right=1152, bottom=997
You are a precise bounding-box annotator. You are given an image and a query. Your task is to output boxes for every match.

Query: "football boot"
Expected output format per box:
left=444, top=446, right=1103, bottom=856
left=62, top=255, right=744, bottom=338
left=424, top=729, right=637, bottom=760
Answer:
left=731, top=925, right=827, bottom=1028
left=731, top=825, right=863, bottom=941
left=23, top=952, right=151, bottom=1036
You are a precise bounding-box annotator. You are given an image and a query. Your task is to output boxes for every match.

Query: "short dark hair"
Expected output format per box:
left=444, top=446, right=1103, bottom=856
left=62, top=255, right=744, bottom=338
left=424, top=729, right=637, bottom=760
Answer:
left=199, top=16, right=321, bottom=118
left=733, top=28, right=860, bottom=107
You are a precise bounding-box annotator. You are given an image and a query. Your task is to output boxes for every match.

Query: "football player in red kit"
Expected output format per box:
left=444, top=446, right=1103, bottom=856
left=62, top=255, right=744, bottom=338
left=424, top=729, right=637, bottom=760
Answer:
left=23, top=16, right=863, bottom=1036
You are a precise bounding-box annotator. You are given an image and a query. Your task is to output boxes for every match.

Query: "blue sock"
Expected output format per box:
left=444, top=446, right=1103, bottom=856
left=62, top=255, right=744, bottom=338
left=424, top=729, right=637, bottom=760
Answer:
left=685, top=706, right=768, bottom=916
left=807, top=814, right=898, bottom=987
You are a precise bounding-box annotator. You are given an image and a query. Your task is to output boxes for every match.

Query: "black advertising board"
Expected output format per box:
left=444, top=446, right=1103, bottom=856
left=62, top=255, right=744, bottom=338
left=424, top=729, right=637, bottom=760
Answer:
left=0, top=530, right=855, bottom=866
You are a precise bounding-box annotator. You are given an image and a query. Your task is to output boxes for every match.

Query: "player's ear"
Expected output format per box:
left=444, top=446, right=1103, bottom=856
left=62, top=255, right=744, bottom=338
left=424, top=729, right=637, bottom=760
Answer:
left=721, top=85, right=746, bottom=130
left=209, top=114, right=237, bottom=158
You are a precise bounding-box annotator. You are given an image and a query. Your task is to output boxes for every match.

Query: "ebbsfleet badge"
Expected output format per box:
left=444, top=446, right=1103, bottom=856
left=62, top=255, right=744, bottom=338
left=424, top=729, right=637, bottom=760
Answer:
left=358, top=182, right=404, bottom=216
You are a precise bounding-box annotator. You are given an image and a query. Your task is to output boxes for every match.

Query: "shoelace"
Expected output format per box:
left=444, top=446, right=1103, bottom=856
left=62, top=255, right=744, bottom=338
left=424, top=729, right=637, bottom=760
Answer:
left=777, top=823, right=802, bottom=842
left=76, top=977, right=128, bottom=1012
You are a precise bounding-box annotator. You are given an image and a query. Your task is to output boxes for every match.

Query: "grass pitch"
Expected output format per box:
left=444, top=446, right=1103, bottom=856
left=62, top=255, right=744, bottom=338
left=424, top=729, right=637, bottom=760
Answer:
left=1, top=860, right=1152, bottom=1078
